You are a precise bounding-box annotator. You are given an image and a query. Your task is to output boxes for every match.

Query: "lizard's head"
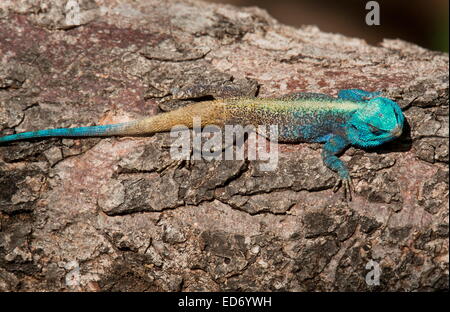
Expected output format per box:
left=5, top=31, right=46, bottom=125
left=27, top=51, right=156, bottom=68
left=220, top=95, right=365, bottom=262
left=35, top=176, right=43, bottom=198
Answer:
left=346, top=97, right=405, bottom=148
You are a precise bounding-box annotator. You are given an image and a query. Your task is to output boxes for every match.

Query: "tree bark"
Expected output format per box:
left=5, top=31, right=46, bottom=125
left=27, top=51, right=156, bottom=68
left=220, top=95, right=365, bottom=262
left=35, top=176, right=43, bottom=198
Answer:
left=0, top=0, right=448, bottom=291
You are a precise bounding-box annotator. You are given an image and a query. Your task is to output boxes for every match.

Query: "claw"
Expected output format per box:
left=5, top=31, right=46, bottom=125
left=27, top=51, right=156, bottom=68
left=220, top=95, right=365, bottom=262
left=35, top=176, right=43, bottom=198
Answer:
left=333, top=177, right=354, bottom=201
left=332, top=179, right=341, bottom=193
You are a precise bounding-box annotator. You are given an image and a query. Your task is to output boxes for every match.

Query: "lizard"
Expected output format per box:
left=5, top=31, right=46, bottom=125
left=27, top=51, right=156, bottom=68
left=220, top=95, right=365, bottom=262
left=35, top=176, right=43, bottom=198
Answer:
left=0, top=88, right=405, bottom=200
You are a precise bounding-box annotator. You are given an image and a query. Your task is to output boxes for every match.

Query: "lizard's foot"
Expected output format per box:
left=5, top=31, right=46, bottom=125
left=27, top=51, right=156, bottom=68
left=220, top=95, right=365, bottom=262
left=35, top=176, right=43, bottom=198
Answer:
left=333, top=177, right=354, bottom=201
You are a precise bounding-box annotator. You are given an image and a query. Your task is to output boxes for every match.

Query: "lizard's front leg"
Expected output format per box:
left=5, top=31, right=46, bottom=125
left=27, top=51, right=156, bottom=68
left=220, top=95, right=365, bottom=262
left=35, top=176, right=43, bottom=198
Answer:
left=321, top=134, right=354, bottom=200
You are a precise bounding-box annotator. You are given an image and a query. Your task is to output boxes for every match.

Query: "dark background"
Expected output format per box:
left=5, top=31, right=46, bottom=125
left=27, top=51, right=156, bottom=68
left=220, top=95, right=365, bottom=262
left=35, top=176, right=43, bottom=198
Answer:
left=207, top=0, right=449, bottom=52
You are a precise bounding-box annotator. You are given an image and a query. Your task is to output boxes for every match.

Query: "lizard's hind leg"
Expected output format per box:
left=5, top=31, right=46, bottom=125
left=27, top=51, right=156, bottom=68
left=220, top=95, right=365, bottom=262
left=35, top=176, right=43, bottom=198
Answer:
left=321, top=134, right=353, bottom=200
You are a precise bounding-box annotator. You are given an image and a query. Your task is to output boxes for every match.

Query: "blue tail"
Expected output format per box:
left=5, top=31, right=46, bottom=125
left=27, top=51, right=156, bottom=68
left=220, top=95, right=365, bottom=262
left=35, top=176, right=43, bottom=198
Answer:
left=0, top=123, right=129, bottom=144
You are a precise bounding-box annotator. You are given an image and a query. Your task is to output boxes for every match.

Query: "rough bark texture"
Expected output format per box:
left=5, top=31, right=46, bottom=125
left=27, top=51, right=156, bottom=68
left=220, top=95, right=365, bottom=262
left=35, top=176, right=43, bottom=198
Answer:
left=0, top=0, right=448, bottom=291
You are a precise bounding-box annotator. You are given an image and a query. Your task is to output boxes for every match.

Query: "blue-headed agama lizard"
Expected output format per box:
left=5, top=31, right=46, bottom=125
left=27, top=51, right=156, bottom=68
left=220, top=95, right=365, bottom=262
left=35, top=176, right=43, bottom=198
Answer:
left=0, top=89, right=405, bottom=200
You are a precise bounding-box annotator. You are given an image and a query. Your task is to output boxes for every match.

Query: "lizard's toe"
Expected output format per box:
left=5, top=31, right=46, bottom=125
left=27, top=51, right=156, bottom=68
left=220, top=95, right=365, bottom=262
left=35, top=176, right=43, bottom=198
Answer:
left=343, top=178, right=353, bottom=201
left=333, top=177, right=354, bottom=201
left=332, top=179, right=341, bottom=193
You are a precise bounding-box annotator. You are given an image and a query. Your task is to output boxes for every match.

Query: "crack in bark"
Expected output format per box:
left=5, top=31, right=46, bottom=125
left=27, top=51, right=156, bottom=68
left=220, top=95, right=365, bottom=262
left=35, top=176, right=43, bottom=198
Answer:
left=139, top=50, right=211, bottom=63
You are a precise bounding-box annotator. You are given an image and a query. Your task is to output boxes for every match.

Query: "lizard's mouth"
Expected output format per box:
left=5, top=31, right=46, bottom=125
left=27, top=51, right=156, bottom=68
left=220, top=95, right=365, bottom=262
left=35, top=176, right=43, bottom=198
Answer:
left=390, top=126, right=403, bottom=138
left=365, top=126, right=402, bottom=144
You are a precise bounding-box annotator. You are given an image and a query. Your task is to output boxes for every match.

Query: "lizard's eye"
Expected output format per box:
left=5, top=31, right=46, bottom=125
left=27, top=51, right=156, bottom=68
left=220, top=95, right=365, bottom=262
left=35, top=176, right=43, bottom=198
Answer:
left=368, top=124, right=383, bottom=135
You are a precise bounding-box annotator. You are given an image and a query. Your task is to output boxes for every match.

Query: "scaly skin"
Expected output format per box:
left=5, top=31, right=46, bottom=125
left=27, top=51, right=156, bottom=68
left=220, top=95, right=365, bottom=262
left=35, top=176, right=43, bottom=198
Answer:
left=0, top=89, right=405, bottom=200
